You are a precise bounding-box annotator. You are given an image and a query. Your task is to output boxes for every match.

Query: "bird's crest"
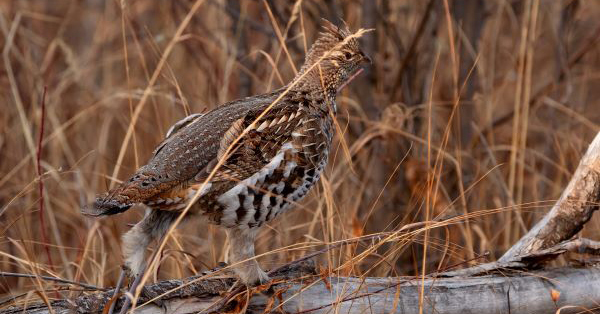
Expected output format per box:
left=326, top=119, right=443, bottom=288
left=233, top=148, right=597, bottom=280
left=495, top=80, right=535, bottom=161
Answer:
left=301, top=19, right=359, bottom=70
left=294, top=19, right=371, bottom=94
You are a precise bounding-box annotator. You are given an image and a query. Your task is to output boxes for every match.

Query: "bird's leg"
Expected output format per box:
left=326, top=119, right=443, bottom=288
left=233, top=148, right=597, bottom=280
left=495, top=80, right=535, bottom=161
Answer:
left=226, top=228, right=270, bottom=286
left=116, top=215, right=151, bottom=314
left=117, top=210, right=179, bottom=314
left=118, top=265, right=146, bottom=314
left=202, top=229, right=270, bottom=314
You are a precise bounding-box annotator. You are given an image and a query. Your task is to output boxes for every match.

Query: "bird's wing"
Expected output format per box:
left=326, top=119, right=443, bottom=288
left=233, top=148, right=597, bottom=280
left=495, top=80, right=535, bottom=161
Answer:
left=83, top=111, right=222, bottom=216
left=88, top=92, right=306, bottom=214
left=150, top=113, right=205, bottom=157
left=192, top=104, right=306, bottom=184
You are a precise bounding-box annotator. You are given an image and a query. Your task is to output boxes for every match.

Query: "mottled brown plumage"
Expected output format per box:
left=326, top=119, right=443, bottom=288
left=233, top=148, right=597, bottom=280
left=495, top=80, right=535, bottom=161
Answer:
left=84, top=19, right=370, bottom=288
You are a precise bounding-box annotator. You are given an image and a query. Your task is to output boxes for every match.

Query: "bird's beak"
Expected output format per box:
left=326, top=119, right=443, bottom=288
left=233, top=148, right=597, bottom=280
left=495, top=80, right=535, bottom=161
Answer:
left=360, top=51, right=372, bottom=64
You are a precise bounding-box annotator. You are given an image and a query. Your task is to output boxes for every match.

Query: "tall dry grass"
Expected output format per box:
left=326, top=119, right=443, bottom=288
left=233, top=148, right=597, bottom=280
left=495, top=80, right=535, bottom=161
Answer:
left=1, top=0, right=600, bottom=308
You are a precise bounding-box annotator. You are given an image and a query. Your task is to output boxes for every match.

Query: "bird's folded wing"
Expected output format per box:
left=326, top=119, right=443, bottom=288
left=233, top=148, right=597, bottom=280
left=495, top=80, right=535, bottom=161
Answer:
left=123, top=104, right=298, bottom=203
left=192, top=106, right=302, bottom=185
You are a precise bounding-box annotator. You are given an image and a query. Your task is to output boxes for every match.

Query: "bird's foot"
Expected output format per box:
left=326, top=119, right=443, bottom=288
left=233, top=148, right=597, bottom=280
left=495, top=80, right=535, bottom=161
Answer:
left=120, top=270, right=168, bottom=313
left=254, top=268, right=271, bottom=287
left=243, top=266, right=271, bottom=287
left=254, top=269, right=275, bottom=295
left=117, top=270, right=144, bottom=314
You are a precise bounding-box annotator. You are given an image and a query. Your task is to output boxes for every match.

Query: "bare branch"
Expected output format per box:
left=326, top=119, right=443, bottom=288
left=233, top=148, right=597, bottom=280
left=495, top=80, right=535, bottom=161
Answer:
left=500, top=131, right=600, bottom=262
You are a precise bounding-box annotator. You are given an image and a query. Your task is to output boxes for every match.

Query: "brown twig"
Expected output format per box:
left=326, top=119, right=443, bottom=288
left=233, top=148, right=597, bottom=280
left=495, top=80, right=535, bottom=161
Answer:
left=36, top=86, right=54, bottom=274
left=390, top=0, right=436, bottom=101
left=0, top=287, right=97, bottom=308
left=0, top=272, right=105, bottom=291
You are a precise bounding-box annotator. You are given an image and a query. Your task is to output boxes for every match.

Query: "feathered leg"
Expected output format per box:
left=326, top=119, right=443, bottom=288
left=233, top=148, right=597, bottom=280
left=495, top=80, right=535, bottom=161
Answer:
left=115, top=209, right=179, bottom=314
left=226, top=228, right=270, bottom=286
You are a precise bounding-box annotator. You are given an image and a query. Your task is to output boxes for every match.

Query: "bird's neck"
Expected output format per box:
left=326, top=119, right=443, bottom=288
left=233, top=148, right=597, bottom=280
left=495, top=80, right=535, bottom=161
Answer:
left=294, top=62, right=341, bottom=92
left=288, top=68, right=338, bottom=114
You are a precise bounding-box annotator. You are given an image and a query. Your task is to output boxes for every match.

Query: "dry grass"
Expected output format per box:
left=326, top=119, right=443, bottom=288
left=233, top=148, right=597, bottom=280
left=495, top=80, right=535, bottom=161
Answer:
left=1, top=0, right=600, bottom=309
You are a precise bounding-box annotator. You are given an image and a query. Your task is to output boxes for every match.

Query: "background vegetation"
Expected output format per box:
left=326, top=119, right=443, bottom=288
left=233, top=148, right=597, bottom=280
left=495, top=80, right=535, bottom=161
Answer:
left=1, top=0, right=599, bottom=307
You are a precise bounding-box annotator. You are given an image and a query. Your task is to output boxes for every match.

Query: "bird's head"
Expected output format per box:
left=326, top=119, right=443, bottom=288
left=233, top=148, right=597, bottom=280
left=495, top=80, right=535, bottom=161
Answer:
left=295, top=19, right=371, bottom=94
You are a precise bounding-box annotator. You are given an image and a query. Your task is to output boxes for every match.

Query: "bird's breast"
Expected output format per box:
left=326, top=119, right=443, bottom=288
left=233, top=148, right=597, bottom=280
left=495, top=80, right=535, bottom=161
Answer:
left=216, top=112, right=333, bottom=229
left=215, top=138, right=328, bottom=230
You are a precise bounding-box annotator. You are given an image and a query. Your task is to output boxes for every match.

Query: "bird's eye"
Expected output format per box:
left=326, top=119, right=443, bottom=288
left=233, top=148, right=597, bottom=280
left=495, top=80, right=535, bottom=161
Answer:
left=344, top=52, right=352, bottom=59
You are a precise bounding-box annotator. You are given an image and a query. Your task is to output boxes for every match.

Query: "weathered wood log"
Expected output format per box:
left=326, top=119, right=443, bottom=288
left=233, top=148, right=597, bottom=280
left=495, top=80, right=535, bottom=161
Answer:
left=500, top=132, right=600, bottom=262
left=3, top=265, right=600, bottom=314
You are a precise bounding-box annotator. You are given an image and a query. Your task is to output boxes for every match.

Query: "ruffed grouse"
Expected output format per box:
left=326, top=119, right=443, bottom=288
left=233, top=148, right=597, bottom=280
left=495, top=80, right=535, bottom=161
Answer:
left=84, top=20, right=370, bottom=291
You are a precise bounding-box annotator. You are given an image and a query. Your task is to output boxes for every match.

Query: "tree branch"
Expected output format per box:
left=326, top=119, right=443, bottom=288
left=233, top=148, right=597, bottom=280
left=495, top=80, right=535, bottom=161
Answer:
left=500, top=131, right=600, bottom=262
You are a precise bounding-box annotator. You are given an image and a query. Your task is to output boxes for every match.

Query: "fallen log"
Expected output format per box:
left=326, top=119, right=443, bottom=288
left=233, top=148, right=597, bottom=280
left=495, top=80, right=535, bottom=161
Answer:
left=3, top=264, right=599, bottom=314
